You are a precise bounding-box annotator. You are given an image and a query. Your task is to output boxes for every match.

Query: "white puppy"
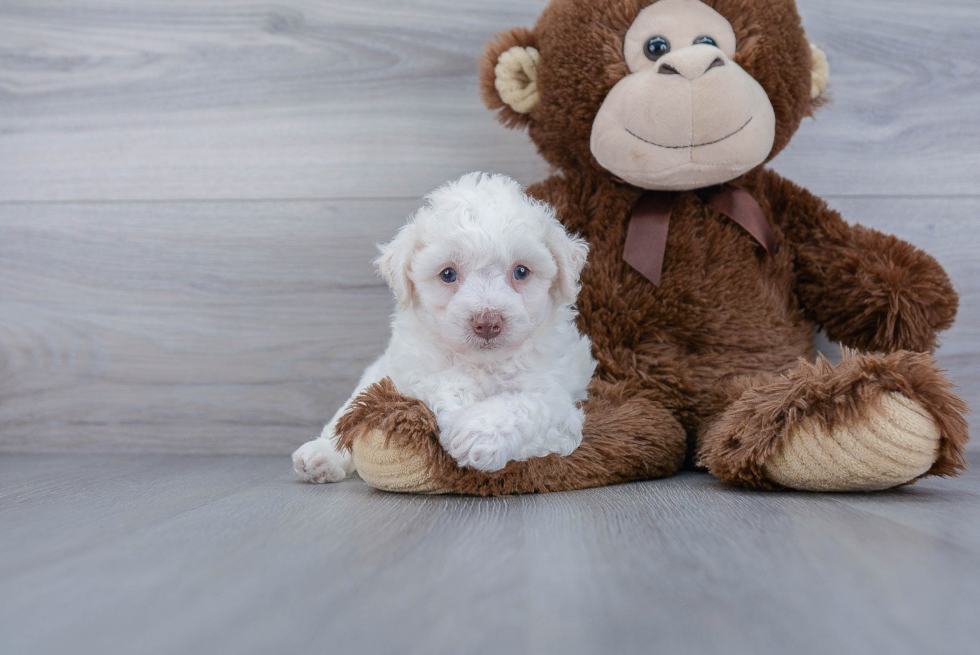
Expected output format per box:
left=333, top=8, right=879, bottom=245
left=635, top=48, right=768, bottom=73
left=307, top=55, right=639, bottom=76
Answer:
left=293, top=172, right=596, bottom=482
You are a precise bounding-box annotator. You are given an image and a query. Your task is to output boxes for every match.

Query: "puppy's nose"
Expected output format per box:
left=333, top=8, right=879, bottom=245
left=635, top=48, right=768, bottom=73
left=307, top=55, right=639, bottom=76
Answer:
left=471, top=312, right=504, bottom=341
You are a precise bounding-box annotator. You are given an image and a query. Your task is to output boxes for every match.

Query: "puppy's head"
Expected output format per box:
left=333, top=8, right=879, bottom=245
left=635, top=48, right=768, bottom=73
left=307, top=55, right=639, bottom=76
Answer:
left=376, top=172, right=588, bottom=356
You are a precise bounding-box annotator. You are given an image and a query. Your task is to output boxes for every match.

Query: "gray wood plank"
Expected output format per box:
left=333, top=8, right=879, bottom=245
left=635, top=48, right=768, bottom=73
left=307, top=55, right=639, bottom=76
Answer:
left=774, top=0, right=980, bottom=196
left=0, top=0, right=549, bottom=202
left=0, top=454, right=285, bottom=578
left=0, top=199, right=411, bottom=453
left=1, top=454, right=978, bottom=655
left=0, top=196, right=975, bottom=454
left=0, top=0, right=978, bottom=201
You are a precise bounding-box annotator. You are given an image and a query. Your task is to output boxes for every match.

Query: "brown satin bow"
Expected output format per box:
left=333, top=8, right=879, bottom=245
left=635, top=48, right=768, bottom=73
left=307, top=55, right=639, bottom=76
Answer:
left=623, top=185, right=775, bottom=286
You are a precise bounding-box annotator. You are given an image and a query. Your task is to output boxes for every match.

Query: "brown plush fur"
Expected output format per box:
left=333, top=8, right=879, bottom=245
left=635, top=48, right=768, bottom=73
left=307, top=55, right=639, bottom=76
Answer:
left=338, top=377, right=687, bottom=495
left=337, top=0, right=968, bottom=494
left=697, top=350, right=970, bottom=490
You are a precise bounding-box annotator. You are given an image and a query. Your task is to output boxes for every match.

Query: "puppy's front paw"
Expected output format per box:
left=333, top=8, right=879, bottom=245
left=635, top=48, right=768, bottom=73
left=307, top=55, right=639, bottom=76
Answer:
left=292, top=439, right=349, bottom=483
left=445, top=428, right=517, bottom=473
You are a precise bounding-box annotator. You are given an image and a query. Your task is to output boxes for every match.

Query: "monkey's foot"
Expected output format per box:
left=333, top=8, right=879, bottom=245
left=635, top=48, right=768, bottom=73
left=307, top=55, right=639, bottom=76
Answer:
left=352, top=428, right=451, bottom=494
left=699, top=351, right=968, bottom=492
left=762, top=392, right=939, bottom=492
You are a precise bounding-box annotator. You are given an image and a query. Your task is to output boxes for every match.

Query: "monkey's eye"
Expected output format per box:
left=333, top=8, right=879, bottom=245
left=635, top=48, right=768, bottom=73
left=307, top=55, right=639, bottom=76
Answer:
left=440, top=268, right=458, bottom=283
left=694, top=36, right=718, bottom=47
left=644, top=36, right=671, bottom=61
left=513, top=265, right=530, bottom=281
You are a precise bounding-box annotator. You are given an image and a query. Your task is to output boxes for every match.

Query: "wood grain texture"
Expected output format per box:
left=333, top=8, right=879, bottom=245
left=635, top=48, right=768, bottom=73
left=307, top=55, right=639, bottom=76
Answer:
left=0, top=0, right=976, bottom=454
left=0, top=0, right=978, bottom=201
left=0, top=199, right=411, bottom=453
left=775, top=0, right=980, bottom=196
left=0, top=196, right=976, bottom=453
left=1, top=454, right=978, bottom=655
left=0, top=0, right=550, bottom=202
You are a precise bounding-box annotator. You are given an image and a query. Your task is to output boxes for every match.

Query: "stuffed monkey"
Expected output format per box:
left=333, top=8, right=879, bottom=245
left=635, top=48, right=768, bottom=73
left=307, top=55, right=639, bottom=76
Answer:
left=338, top=0, right=968, bottom=494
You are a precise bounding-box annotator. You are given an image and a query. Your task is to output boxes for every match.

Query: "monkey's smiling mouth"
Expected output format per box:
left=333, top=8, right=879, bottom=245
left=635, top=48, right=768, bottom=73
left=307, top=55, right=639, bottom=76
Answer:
left=626, top=117, right=753, bottom=150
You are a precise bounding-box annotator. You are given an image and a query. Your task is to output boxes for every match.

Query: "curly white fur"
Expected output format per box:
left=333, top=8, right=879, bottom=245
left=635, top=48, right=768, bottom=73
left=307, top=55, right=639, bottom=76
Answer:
left=293, top=173, right=596, bottom=482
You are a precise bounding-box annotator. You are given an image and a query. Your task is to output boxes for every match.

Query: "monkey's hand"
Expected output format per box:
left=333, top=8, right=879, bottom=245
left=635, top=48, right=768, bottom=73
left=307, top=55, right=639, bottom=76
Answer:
left=795, top=224, right=957, bottom=353
left=764, top=170, right=958, bottom=354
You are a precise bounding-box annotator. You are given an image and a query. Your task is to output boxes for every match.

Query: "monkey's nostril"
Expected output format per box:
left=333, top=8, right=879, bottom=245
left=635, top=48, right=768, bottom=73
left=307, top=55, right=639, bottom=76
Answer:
left=658, top=63, right=681, bottom=76
left=706, top=57, right=725, bottom=72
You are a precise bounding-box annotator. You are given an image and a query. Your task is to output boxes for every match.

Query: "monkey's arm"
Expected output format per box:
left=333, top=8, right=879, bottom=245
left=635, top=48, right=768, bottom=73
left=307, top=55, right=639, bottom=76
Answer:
left=761, top=170, right=957, bottom=353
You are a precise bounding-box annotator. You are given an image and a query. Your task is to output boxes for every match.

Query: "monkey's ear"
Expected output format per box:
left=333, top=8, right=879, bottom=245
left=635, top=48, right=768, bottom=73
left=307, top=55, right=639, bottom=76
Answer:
left=809, top=42, right=830, bottom=103
left=479, top=27, right=540, bottom=129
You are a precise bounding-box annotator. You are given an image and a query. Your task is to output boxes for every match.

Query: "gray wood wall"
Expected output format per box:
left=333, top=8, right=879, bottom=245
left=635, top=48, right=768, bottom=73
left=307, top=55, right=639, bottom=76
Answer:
left=1, top=0, right=977, bottom=454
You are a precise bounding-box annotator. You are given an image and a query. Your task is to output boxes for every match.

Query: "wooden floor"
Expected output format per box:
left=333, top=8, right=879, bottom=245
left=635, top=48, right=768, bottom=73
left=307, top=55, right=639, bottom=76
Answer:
left=2, top=453, right=979, bottom=655
left=1, top=0, right=978, bottom=454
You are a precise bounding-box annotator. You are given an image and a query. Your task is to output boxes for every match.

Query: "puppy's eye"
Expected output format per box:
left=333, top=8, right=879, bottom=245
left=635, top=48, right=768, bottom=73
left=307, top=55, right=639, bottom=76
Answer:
left=694, top=36, right=717, bottom=47
left=513, top=265, right=530, bottom=281
left=440, top=268, right=458, bottom=283
left=644, top=36, right=670, bottom=61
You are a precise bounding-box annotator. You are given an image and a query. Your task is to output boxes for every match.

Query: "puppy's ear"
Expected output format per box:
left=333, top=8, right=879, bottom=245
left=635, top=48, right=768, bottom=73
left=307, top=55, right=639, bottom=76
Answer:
left=480, top=27, right=540, bottom=129
left=375, top=223, right=419, bottom=310
left=546, top=223, right=589, bottom=305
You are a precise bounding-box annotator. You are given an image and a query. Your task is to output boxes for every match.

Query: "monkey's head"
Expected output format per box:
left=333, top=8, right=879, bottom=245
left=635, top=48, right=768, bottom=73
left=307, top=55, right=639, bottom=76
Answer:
left=480, top=0, right=829, bottom=191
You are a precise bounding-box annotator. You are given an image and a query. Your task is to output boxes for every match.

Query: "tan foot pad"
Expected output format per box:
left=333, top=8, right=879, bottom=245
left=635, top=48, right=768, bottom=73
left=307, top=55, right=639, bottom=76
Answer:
left=763, top=392, right=941, bottom=492
left=351, top=429, right=454, bottom=494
